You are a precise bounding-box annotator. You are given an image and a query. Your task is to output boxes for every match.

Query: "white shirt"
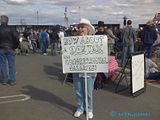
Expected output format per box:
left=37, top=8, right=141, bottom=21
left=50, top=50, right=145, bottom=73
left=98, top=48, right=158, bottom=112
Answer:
left=58, top=31, right=64, bottom=42
left=145, top=58, right=158, bottom=78
left=153, top=33, right=160, bottom=46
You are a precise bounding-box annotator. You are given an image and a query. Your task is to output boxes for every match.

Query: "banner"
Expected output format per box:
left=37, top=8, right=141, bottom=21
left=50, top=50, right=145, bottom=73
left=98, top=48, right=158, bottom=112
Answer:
left=61, top=35, right=108, bottom=73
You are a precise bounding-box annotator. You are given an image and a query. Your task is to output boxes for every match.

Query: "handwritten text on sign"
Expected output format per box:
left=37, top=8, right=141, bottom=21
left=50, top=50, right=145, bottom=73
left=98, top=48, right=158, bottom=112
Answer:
left=62, top=35, right=108, bottom=73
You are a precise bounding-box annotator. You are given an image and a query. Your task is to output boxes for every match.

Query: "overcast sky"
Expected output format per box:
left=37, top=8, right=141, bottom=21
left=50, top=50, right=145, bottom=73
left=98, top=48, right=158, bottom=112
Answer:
left=0, top=0, right=159, bottom=28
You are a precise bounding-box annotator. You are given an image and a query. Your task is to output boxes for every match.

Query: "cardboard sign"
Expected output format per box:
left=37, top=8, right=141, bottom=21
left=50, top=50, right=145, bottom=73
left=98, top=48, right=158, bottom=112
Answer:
left=61, top=35, right=108, bottom=73
left=131, top=53, right=145, bottom=95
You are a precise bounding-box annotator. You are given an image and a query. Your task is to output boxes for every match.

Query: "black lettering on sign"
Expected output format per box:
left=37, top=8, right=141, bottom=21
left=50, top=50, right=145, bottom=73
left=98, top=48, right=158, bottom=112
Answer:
left=69, top=65, right=97, bottom=71
left=64, top=37, right=79, bottom=45
left=69, top=44, right=103, bottom=56
left=64, top=57, right=107, bottom=65
left=79, top=36, right=103, bottom=44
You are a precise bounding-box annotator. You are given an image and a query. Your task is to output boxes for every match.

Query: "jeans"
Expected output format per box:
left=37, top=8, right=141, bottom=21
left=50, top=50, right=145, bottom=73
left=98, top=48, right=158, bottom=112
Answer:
left=72, top=73, right=96, bottom=112
left=41, top=40, right=47, bottom=53
left=141, top=43, right=153, bottom=58
left=0, top=49, right=16, bottom=83
left=121, top=43, right=134, bottom=67
left=51, top=42, right=59, bottom=55
left=148, top=72, right=160, bottom=79
left=31, top=41, right=37, bottom=53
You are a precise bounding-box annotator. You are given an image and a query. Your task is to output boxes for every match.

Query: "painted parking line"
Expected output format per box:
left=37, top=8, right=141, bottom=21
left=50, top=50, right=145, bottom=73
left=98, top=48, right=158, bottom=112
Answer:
left=147, top=83, right=160, bottom=89
left=0, top=94, right=30, bottom=104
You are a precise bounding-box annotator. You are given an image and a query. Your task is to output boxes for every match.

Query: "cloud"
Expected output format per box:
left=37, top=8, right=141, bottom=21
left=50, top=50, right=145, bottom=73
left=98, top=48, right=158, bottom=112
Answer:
left=3, top=0, right=94, bottom=6
left=70, top=10, right=79, bottom=14
left=0, top=0, right=160, bottom=27
left=2, top=0, right=28, bottom=5
left=86, top=5, right=107, bottom=11
left=110, top=11, right=124, bottom=15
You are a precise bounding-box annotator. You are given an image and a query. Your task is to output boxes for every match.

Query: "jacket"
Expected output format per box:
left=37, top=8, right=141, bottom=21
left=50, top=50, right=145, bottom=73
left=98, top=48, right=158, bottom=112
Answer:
left=121, top=26, right=136, bottom=46
left=0, top=25, right=19, bottom=50
left=140, top=27, right=158, bottom=44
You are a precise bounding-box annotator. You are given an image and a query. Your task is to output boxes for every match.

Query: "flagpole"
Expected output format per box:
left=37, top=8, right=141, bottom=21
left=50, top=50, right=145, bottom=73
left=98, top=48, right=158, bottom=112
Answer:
left=64, top=7, right=68, bottom=27
left=79, top=6, right=81, bottom=21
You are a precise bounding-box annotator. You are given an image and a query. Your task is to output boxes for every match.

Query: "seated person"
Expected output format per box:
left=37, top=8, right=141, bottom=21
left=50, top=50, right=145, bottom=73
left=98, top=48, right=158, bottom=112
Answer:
left=103, top=55, right=119, bottom=81
left=145, top=53, right=160, bottom=80
left=20, top=37, right=30, bottom=55
left=108, top=55, right=119, bottom=80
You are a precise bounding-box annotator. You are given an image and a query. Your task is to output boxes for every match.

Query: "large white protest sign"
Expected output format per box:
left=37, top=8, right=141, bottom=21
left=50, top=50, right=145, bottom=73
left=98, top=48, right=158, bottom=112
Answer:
left=131, top=53, right=145, bottom=94
left=61, top=35, right=108, bottom=73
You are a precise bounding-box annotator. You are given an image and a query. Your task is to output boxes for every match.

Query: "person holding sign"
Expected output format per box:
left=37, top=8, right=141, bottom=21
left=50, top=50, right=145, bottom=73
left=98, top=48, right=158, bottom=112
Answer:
left=72, top=18, right=96, bottom=119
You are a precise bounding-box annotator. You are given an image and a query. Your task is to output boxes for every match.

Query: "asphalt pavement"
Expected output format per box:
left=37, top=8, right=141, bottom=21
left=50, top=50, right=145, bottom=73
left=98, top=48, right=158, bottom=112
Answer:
left=0, top=53, right=159, bottom=120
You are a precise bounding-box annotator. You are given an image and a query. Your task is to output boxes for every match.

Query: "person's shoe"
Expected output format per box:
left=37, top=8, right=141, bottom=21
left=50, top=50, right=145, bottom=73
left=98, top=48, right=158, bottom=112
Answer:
left=7, top=81, right=16, bottom=86
left=43, top=53, right=47, bottom=56
left=1, top=81, right=7, bottom=85
left=88, top=112, right=93, bottom=119
left=74, top=111, right=83, bottom=118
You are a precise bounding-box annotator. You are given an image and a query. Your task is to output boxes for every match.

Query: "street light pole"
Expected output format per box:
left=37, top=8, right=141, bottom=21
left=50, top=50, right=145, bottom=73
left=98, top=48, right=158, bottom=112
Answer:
left=79, top=6, right=81, bottom=21
left=37, top=11, right=39, bottom=25
left=123, top=16, right=127, bottom=27
left=64, top=7, right=68, bottom=27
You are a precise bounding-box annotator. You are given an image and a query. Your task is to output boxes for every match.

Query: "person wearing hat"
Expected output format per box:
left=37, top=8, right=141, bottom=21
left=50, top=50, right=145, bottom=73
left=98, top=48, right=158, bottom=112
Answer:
left=72, top=18, right=96, bottom=119
left=140, top=20, right=157, bottom=58
left=95, top=21, right=107, bottom=35
left=0, top=15, right=19, bottom=85
left=95, top=21, right=109, bottom=89
left=78, top=18, right=95, bottom=35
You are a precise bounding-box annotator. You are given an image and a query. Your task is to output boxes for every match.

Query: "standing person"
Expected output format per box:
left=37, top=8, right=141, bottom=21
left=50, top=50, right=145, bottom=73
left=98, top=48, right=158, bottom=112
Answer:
left=0, top=15, right=19, bottom=85
left=95, top=21, right=108, bottom=52
left=121, top=20, right=136, bottom=67
left=95, top=21, right=107, bottom=35
left=95, top=21, right=108, bottom=88
left=40, top=28, right=49, bottom=55
left=153, top=28, right=160, bottom=47
left=106, top=25, right=116, bottom=54
left=58, top=27, right=67, bottom=52
left=73, top=18, right=96, bottom=119
left=29, top=31, right=38, bottom=53
left=140, top=20, right=158, bottom=58
left=49, top=28, right=59, bottom=55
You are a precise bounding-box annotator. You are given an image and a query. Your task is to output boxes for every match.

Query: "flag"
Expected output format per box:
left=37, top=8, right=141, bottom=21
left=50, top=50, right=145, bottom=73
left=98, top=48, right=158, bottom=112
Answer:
left=153, top=13, right=160, bottom=22
left=65, top=7, right=67, bottom=13
left=153, top=13, right=157, bottom=22
left=157, top=13, right=160, bottom=21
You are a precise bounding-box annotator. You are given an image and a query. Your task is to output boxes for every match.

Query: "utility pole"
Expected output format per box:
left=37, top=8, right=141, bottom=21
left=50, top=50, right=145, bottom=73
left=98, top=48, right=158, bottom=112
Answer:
left=20, top=19, right=26, bottom=25
left=64, top=7, right=68, bottom=27
left=36, top=11, right=39, bottom=30
left=37, top=11, right=39, bottom=25
left=123, top=16, right=127, bottom=27
left=78, top=6, right=81, bottom=21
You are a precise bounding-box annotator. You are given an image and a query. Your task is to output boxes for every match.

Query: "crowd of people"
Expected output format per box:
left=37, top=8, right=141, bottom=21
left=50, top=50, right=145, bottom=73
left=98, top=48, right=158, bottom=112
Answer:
left=0, top=15, right=160, bottom=119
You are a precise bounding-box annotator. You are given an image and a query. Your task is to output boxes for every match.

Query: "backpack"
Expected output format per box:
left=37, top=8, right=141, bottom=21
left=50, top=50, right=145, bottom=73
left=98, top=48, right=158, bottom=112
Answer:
left=94, top=73, right=107, bottom=90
